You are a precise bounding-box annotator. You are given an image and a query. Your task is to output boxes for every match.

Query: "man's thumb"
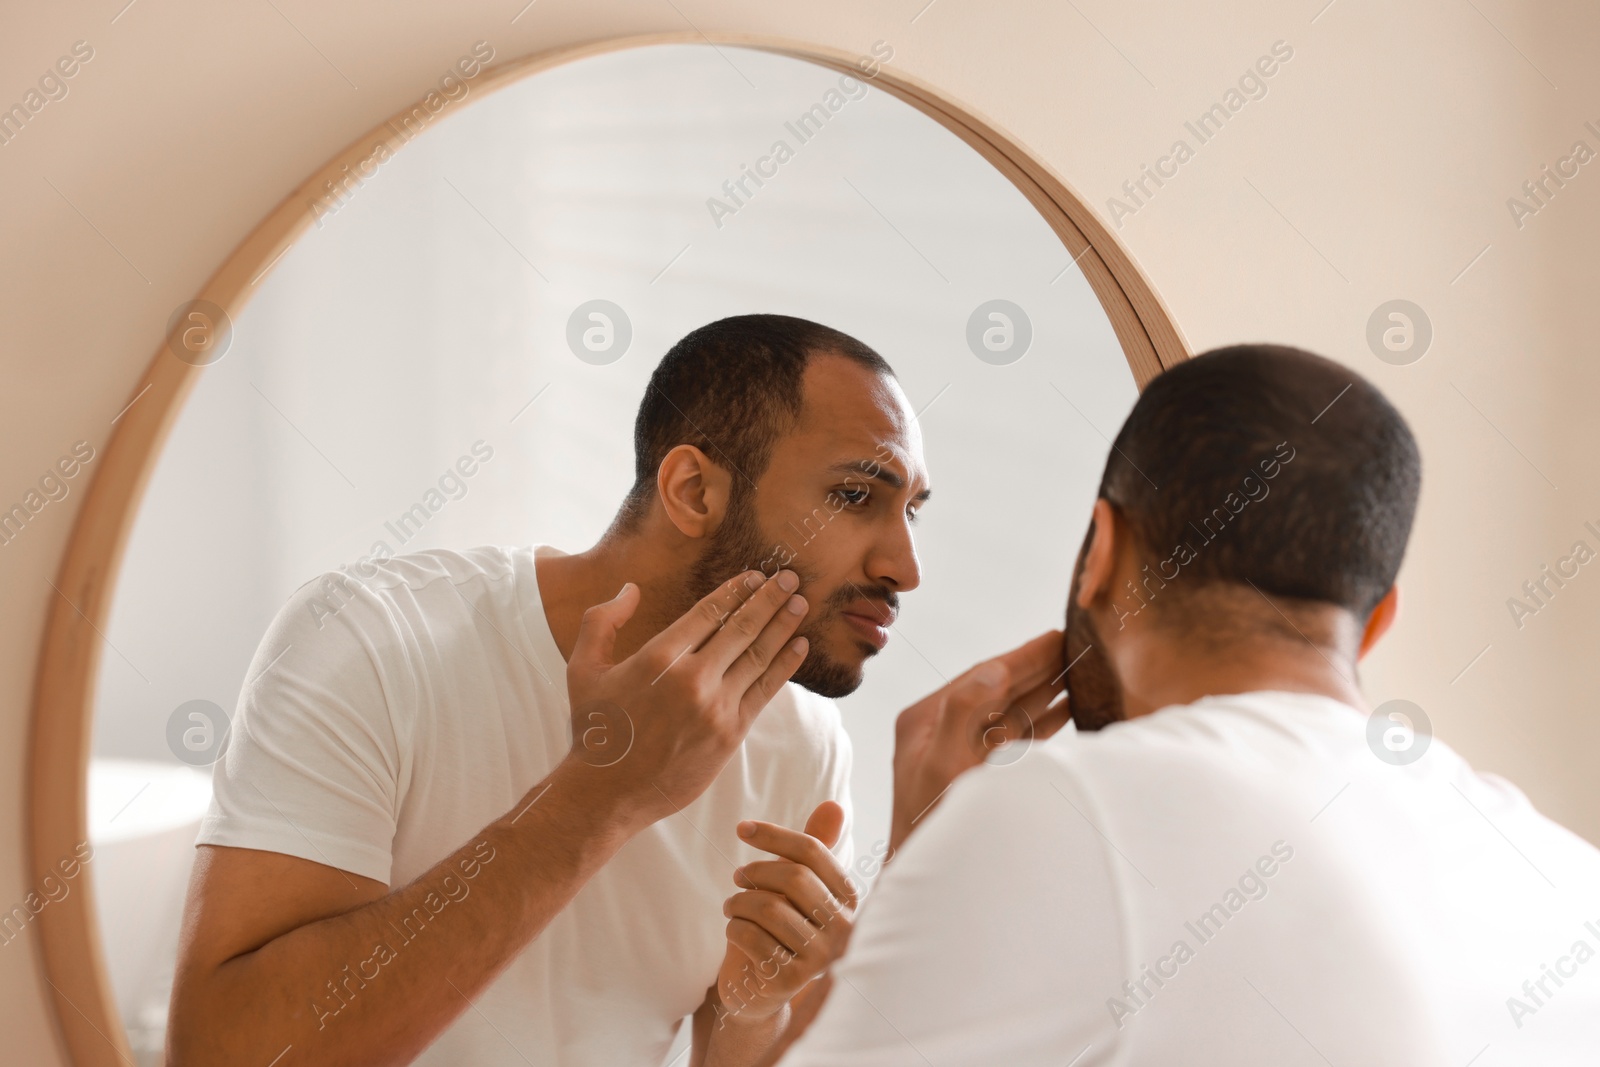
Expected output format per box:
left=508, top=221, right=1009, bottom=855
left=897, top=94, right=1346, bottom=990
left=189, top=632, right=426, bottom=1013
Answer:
left=571, top=583, right=640, bottom=671
left=803, top=800, right=846, bottom=849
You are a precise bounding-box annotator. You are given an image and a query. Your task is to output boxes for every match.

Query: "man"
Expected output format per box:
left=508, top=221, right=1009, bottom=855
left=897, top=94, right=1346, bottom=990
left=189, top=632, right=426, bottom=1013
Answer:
left=775, top=345, right=1600, bottom=1065
left=167, top=314, right=932, bottom=1066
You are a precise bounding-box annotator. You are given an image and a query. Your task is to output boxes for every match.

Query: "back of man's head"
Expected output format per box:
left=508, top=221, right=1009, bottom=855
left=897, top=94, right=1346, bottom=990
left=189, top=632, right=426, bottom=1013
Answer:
left=1100, top=343, right=1421, bottom=621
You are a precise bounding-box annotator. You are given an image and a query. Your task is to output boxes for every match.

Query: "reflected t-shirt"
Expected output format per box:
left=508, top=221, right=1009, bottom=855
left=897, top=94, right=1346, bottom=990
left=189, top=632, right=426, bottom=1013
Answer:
left=197, top=544, right=853, bottom=1066
left=782, top=691, right=1600, bottom=1066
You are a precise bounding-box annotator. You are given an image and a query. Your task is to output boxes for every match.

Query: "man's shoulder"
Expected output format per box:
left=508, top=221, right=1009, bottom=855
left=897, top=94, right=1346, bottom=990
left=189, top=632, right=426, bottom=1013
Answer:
left=326, top=544, right=527, bottom=597
left=956, top=691, right=1369, bottom=828
left=258, top=545, right=537, bottom=684
left=280, top=545, right=527, bottom=626
left=1039, top=690, right=1367, bottom=772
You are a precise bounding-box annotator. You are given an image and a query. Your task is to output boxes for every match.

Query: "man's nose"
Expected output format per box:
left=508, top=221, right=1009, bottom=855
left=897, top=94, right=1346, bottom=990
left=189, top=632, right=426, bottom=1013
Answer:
left=868, top=521, right=921, bottom=594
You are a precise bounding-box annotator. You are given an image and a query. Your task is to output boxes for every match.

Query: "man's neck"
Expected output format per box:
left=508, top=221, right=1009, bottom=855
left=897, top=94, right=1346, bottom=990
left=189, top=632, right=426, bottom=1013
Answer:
left=535, top=527, right=699, bottom=663
left=1109, top=605, right=1369, bottom=720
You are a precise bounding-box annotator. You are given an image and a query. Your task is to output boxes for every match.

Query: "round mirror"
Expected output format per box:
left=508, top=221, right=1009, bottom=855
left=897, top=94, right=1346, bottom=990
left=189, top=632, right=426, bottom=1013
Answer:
left=85, top=41, right=1150, bottom=1064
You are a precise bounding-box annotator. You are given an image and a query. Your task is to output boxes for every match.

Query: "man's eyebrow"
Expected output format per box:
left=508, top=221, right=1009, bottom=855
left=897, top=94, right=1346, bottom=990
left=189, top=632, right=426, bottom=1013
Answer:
left=828, top=460, right=933, bottom=502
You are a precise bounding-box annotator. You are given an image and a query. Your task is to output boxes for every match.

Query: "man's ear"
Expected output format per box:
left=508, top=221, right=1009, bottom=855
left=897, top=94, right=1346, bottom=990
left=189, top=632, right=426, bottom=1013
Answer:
left=656, top=444, right=733, bottom=539
left=1075, top=498, right=1120, bottom=610
left=1358, top=585, right=1399, bottom=660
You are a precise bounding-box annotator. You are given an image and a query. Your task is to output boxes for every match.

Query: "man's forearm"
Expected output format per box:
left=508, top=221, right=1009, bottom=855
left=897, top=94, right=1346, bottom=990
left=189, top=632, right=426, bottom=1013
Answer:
left=170, top=757, right=647, bottom=1067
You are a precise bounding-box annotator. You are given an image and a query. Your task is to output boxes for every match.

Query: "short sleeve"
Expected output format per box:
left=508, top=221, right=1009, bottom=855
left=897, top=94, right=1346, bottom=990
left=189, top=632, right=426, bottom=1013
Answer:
left=780, top=754, right=1126, bottom=1067
left=195, top=573, right=414, bottom=885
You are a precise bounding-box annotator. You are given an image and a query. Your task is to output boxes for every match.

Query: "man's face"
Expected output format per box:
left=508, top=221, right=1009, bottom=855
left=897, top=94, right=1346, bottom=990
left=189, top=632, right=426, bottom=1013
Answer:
left=690, top=354, right=929, bottom=698
left=1063, top=520, right=1127, bottom=731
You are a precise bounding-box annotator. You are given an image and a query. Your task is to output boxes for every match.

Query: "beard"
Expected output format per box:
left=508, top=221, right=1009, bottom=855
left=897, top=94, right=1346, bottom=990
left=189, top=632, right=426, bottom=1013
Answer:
left=1063, top=522, right=1126, bottom=731
left=685, top=487, right=872, bottom=698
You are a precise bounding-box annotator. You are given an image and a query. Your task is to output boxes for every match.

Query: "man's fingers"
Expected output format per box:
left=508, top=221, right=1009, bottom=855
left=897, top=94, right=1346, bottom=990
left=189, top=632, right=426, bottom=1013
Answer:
left=1011, top=673, right=1067, bottom=720
left=724, top=916, right=796, bottom=973
left=640, top=569, right=767, bottom=667
left=725, top=890, right=820, bottom=956
left=932, top=631, right=1065, bottom=755
left=934, top=662, right=1012, bottom=753
left=737, top=820, right=842, bottom=877
left=568, top=583, right=640, bottom=676
left=698, top=570, right=803, bottom=674
left=736, top=636, right=808, bottom=723
left=977, top=686, right=1072, bottom=760
left=1031, top=691, right=1074, bottom=740
left=991, top=629, right=1067, bottom=698
left=733, top=861, right=847, bottom=924
left=802, top=801, right=845, bottom=850
left=722, top=588, right=809, bottom=694
left=732, top=838, right=857, bottom=915
left=991, top=676, right=1069, bottom=745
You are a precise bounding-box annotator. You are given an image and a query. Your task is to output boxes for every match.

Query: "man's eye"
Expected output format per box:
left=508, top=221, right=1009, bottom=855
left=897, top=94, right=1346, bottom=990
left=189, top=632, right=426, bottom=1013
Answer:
left=838, top=488, right=870, bottom=505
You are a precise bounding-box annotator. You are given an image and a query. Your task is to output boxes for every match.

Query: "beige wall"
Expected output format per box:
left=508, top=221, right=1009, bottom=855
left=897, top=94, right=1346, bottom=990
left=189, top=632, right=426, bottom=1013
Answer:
left=3, top=1, right=1596, bottom=1060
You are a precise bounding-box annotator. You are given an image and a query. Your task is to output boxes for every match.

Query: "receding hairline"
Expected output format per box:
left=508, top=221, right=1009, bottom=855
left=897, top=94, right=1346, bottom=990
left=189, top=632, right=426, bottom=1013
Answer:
left=616, top=316, right=898, bottom=528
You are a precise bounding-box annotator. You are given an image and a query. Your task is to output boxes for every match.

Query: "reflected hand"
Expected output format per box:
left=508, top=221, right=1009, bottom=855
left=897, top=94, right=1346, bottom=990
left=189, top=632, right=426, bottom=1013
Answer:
left=714, top=801, right=858, bottom=1025
left=564, top=569, right=810, bottom=830
left=888, top=630, right=1069, bottom=856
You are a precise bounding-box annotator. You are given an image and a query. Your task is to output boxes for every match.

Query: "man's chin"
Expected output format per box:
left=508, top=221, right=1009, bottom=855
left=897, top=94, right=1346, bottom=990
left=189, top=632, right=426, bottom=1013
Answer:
left=789, top=645, right=868, bottom=699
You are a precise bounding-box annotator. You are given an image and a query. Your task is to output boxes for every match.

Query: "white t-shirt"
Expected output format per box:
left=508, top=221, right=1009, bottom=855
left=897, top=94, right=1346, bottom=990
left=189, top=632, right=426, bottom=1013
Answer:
left=782, top=690, right=1600, bottom=1067
left=197, top=544, right=853, bottom=1066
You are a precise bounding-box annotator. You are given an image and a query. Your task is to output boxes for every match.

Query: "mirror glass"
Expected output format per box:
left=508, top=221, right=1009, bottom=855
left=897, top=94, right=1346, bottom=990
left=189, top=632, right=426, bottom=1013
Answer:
left=88, top=42, right=1138, bottom=1063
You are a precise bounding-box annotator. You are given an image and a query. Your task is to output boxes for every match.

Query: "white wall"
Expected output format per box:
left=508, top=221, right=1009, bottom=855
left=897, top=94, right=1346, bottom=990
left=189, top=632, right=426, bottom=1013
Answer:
left=4, top=3, right=1599, bottom=1063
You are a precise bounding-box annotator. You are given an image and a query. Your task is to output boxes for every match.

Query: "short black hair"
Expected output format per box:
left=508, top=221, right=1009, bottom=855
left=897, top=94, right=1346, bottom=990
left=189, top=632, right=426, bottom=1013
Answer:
left=619, top=314, right=894, bottom=526
left=1099, top=343, right=1421, bottom=620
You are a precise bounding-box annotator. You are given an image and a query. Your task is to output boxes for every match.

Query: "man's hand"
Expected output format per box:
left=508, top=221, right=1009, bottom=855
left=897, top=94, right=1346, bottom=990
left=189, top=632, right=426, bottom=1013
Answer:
left=565, top=569, right=811, bottom=829
left=714, top=801, right=858, bottom=1026
left=889, top=630, right=1069, bottom=856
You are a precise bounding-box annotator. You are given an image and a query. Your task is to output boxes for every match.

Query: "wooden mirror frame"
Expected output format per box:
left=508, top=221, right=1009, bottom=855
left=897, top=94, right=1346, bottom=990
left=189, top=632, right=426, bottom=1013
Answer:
left=27, top=30, right=1189, bottom=1066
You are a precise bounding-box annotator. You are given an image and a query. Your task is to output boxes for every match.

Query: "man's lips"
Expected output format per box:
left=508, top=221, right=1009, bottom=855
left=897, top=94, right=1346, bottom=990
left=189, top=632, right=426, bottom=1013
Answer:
left=841, top=601, right=896, bottom=649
